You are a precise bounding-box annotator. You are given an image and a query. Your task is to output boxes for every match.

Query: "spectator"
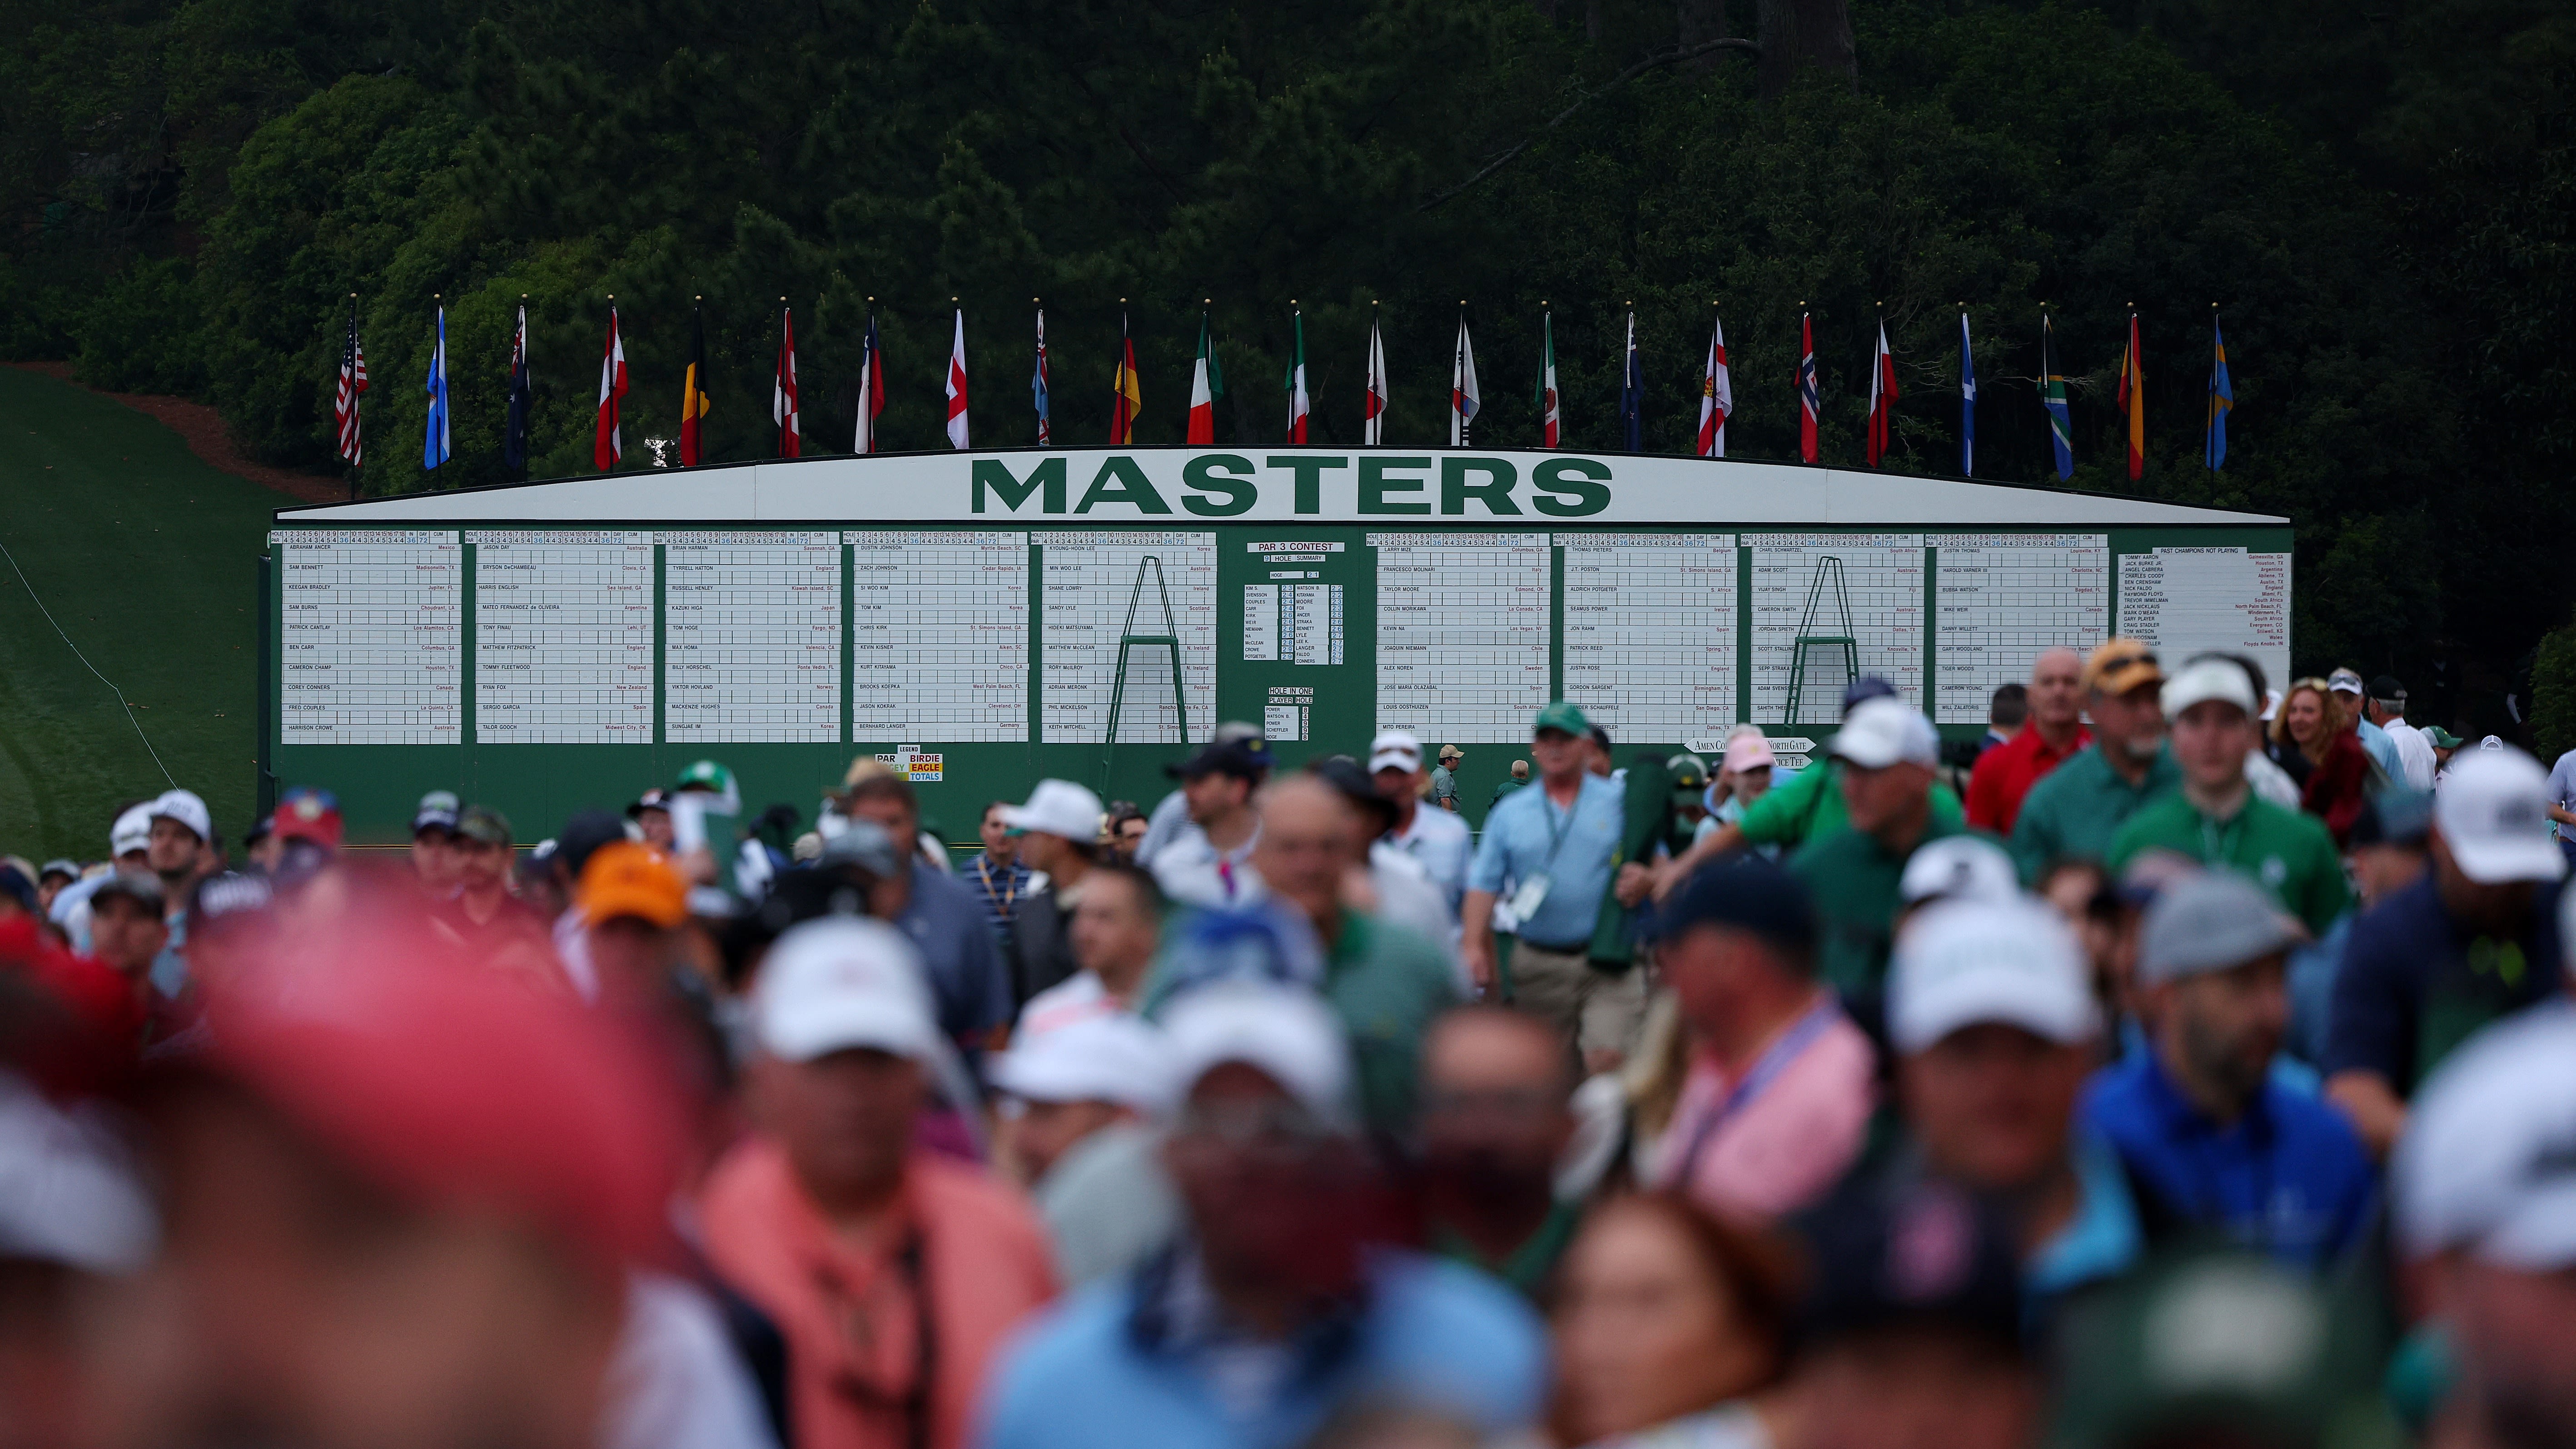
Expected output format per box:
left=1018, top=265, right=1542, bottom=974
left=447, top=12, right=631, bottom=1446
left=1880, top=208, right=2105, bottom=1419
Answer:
left=2080, top=870, right=2376, bottom=1269
left=1966, top=647, right=2089, bottom=836
left=1588, top=726, right=1616, bottom=779
left=1151, top=735, right=1273, bottom=909
left=989, top=1014, right=1181, bottom=1287
left=629, top=787, right=676, bottom=852
left=1885, top=898, right=2140, bottom=1301
left=1711, top=731, right=1775, bottom=835
left=999, top=780, right=1107, bottom=1005
left=1792, top=697, right=1974, bottom=995
left=576, top=841, right=689, bottom=1005
left=86, top=872, right=167, bottom=1003
left=1984, top=680, right=2029, bottom=753
left=542, top=808, right=632, bottom=1000
left=2424, top=724, right=2464, bottom=774
left=411, top=789, right=462, bottom=893
left=2391, top=1006, right=2576, bottom=1449
left=243, top=814, right=281, bottom=875
left=1548, top=1193, right=1794, bottom=1449
left=1018, top=861, right=1163, bottom=1040
left=1665, top=680, right=1966, bottom=876
left=2368, top=675, right=2437, bottom=791
left=965, top=801, right=1033, bottom=943
left=33, top=859, right=76, bottom=916
left=1306, top=757, right=1462, bottom=963
left=842, top=768, right=1014, bottom=1051
left=1896, top=835, right=2022, bottom=919
left=145, top=788, right=218, bottom=904
left=51, top=802, right=153, bottom=947
left=2544, top=736, right=2576, bottom=869
left=705, top=918, right=1053, bottom=1449
left=428, top=806, right=561, bottom=990
left=1431, top=743, right=1465, bottom=811
left=1134, top=721, right=1268, bottom=871
left=2327, top=668, right=2406, bottom=786
left=1649, top=856, right=1876, bottom=1222
left=1490, top=758, right=1531, bottom=811
left=1105, top=802, right=1149, bottom=862
left=2107, top=657, right=2350, bottom=935
left=1417, top=1005, right=1582, bottom=1297
left=2010, top=639, right=2178, bottom=881
left=1667, top=752, right=1713, bottom=843
left=976, top=981, right=1547, bottom=1449
left=2322, top=746, right=2564, bottom=1157
left=2273, top=677, right=2373, bottom=848
left=1465, top=702, right=1636, bottom=1069
left=2351, top=792, right=2433, bottom=907
left=1372, top=730, right=1472, bottom=919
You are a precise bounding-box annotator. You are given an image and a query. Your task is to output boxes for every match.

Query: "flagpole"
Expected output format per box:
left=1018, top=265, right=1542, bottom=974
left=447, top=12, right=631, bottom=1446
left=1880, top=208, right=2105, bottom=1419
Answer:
left=346, top=293, right=359, bottom=501
left=1454, top=301, right=1468, bottom=448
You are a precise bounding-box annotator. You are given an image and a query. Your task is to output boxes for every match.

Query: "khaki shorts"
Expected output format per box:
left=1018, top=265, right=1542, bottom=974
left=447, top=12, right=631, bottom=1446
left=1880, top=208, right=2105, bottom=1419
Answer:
left=1508, top=941, right=1650, bottom=1063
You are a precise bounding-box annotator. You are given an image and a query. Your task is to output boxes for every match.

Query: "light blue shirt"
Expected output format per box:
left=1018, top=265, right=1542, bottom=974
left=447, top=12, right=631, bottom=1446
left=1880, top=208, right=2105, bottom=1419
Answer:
left=2356, top=718, right=2403, bottom=788
left=1467, top=773, right=1624, bottom=947
left=2549, top=749, right=2576, bottom=842
left=2026, top=1132, right=2144, bottom=1301
left=1392, top=806, right=1473, bottom=916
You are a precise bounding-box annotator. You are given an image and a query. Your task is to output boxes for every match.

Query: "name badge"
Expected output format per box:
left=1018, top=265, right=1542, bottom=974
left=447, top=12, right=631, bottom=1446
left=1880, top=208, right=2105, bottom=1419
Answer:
left=1508, top=875, right=1552, bottom=920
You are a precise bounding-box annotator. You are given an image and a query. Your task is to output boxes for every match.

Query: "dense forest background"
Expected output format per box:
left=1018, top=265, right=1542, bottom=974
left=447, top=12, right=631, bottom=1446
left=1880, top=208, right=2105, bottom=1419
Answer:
left=5, top=0, right=2571, bottom=732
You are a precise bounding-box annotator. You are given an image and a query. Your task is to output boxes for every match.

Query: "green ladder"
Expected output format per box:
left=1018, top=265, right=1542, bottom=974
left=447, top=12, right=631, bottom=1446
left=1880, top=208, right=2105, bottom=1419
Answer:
left=1783, top=554, right=1859, bottom=728
left=1101, top=555, right=1191, bottom=786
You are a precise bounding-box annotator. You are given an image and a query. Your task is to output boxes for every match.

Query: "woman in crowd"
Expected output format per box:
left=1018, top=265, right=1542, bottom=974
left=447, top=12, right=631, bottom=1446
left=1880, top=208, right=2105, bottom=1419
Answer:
left=1548, top=1192, right=1795, bottom=1449
left=2273, top=678, right=2374, bottom=847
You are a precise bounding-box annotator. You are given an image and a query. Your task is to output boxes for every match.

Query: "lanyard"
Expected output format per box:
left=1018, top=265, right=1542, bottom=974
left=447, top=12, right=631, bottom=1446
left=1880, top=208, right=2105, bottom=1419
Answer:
left=1536, top=786, right=1581, bottom=874
left=1669, top=999, right=1840, bottom=1191
left=976, top=856, right=1019, bottom=914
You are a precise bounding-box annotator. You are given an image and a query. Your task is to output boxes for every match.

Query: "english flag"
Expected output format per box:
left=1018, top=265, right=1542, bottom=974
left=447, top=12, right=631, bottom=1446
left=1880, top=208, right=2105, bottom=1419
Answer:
left=1450, top=314, right=1481, bottom=446
left=855, top=312, right=885, bottom=453
left=1363, top=314, right=1389, bottom=445
left=773, top=304, right=801, bottom=458
left=945, top=309, right=970, bottom=450
left=1696, top=311, right=1732, bottom=458
left=1284, top=309, right=1310, bottom=443
left=1797, top=312, right=1820, bottom=463
left=1537, top=309, right=1560, bottom=448
left=2117, top=312, right=2145, bottom=480
left=594, top=303, right=627, bottom=471
left=1188, top=311, right=1222, bottom=444
left=333, top=298, right=368, bottom=466
left=1865, top=317, right=1898, bottom=468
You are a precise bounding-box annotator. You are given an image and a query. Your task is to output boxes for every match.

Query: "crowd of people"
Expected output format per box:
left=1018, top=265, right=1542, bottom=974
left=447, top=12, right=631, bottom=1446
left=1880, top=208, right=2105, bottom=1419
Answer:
left=1, top=637, right=2572, bottom=1449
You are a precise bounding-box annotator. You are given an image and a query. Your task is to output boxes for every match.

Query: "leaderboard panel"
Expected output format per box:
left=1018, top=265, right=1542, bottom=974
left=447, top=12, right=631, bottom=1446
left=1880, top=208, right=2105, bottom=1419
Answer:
left=849, top=531, right=1030, bottom=743
left=469, top=530, right=654, bottom=744
left=2114, top=546, right=2291, bottom=697
left=275, top=530, right=462, bottom=745
left=1371, top=532, right=1552, bottom=744
left=1931, top=534, right=2111, bottom=724
left=1748, top=533, right=1927, bottom=724
left=661, top=532, right=841, bottom=744
left=1036, top=531, right=1218, bottom=746
left=1560, top=533, right=1738, bottom=737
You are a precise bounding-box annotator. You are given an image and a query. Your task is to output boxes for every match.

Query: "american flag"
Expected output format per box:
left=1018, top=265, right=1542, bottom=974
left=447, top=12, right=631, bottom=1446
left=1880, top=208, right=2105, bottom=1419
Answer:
left=334, top=301, right=368, bottom=465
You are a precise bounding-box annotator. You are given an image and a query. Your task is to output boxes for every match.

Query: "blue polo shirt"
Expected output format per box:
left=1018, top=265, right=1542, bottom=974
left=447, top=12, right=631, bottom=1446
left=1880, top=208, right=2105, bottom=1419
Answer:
left=897, top=860, right=1013, bottom=1044
left=1467, top=773, right=1625, bottom=949
left=2082, top=1050, right=2377, bottom=1271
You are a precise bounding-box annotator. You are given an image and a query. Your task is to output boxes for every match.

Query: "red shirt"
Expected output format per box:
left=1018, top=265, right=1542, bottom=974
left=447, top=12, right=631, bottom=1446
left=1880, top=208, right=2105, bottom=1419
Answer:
left=1964, top=723, right=2092, bottom=835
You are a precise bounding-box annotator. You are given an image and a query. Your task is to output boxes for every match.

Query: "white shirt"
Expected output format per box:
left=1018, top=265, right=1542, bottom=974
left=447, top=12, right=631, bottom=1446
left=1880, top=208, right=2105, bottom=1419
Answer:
left=1389, top=806, right=1472, bottom=917
left=601, top=1271, right=778, bottom=1449
left=1151, top=823, right=1266, bottom=910
left=2244, top=749, right=2303, bottom=811
left=1017, top=970, right=1122, bottom=1041
left=2382, top=718, right=2438, bottom=792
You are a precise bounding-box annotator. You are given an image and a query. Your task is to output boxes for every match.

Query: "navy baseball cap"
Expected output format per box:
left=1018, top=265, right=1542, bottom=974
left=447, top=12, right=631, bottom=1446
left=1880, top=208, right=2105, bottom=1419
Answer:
left=1167, top=735, right=1274, bottom=781
left=1651, top=854, right=1818, bottom=962
left=1842, top=677, right=1899, bottom=714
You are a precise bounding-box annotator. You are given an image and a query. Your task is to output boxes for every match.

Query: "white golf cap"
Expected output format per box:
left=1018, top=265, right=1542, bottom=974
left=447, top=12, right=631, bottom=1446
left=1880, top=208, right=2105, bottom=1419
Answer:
left=1161, top=980, right=1354, bottom=1126
left=1000, top=778, right=1104, bottom=843
left=752, top=917, right=944, bottom=1064
left=2325, top=668, right=2366, bottom=696
left=1888, top=897, right=2100, bottom=1053
left=2433, top=746, right=2564, bottom=886
left=109, top=804, right=153, bottom=858
left=1899, top=836, right=2021, bottom=908
left=1827, top=696, right=1939, bottom=769
left=989, top=1015, right=1174, bottom=1114
left=2161, top=657, right=2258, bottom=720
left=0, top=1073, right=156, bottom=1274
left=2395, top=1007, right=2576, bottom=1268
left=1367, top=730, right=1425, bottom=774
left=149, top=788, right=211, bottom=843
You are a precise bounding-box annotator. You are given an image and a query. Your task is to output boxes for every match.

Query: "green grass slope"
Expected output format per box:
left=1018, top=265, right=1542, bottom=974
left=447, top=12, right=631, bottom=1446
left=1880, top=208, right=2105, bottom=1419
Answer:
left=0, top=369, right=278, bottom=862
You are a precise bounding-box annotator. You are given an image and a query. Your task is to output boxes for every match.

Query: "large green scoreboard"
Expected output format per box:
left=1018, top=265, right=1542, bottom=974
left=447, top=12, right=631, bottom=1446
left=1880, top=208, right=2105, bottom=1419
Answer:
left=263, top=448, right=2290, bottom=842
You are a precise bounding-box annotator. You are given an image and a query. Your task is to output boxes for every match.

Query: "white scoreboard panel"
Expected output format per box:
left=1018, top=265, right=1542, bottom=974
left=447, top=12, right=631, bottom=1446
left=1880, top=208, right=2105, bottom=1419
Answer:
left=849, top=531, right=1029, bottom=743
left=1748, top=533, right=1927, bottom=722
left=469, top=531, right=653, bottom=744
left=1370, top=532, right=1551, bottom=744
left=274, top=529, right=461, bottom=744
left=1559, top=533, right=1739, bottom=738
left=1035, top=531, right=1217, bottom=746
left=659, top=531, right=841, bottom=743
left=1933, top=534, right=2111, bottom=723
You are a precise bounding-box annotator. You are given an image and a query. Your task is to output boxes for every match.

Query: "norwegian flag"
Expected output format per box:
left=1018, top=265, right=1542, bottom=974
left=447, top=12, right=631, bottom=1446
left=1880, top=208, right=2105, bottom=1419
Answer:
left=774, top=304, right=801, bottom=458
left=1696, top=311, right=1732, bottom=458
left=333, top=299, right=368, bottom=465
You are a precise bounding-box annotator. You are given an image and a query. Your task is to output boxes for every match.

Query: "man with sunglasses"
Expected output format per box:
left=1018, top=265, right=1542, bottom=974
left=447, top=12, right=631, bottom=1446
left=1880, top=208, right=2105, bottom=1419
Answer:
left=2009, top=638, right=2182, bottom=882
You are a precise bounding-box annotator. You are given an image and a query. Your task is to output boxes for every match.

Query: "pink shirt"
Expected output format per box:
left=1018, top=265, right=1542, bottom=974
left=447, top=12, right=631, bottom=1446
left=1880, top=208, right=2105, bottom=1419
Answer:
left=1652, top=1006, right=1877, bottom=1221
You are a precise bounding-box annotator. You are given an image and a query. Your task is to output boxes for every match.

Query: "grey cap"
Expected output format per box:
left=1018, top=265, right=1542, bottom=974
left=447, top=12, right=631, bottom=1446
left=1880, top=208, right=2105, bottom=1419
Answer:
left=2136, top=870, right=2305, bottom=986
left=90, top=870, right=167, bottom=912
left=37, top=859, right=78, bottom=883
left=819, top=818, right=902, bottom=880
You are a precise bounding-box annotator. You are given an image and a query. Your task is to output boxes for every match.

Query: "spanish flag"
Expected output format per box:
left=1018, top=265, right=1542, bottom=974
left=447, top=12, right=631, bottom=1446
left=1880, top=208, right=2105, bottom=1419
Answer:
left=1111, top=311, right=1142, bottom=444
left=2116, top=311, right=2144, bottom=481
left=679, top=302, right=713, bottom=466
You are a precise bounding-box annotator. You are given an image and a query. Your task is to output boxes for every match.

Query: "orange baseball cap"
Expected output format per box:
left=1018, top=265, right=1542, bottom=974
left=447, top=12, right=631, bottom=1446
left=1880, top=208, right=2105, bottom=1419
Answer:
left=577, top=841, right=686, bottom=930
left=2082, top=638, right=2164, bottom=697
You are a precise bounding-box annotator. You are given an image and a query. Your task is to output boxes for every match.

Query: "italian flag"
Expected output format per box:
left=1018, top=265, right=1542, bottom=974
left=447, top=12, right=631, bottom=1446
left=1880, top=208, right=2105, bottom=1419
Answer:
left=1284, top=308, right=1310, bottom=443
left=1537, top=309, right=1559, bottom=449
left=1188, top=311, right=1223, bottom=444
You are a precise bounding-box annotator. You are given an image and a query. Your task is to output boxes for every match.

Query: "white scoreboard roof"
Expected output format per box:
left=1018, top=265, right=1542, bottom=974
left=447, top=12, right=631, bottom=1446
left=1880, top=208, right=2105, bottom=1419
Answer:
left=278, top=448, right=2286, bottom=527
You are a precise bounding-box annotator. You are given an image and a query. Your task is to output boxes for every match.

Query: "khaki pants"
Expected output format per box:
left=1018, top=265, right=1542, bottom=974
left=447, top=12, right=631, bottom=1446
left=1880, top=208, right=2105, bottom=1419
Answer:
left=1508, top=941, right=1650, bottom=1064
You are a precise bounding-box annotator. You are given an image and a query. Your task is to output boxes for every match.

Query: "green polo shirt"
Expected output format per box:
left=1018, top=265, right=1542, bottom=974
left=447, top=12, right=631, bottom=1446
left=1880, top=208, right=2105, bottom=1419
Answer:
left=1489, top=777, right=1527, bottom=811
left=2104, top=791, right=2352, bottom=935
left=1433, top=1200, right=1581, bottom=1300
left=1791, top=813, right=1977, bottom=995
left=2009, top=743, right=2183, bottom=882
left=1738, top=761, right=1965, bottom=851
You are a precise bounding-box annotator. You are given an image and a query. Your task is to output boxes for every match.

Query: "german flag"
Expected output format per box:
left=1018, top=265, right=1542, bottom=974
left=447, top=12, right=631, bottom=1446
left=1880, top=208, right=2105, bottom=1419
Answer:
left=679, top=301, right=713, bottom=465
left=1111, top=310, right=1142, bottom=444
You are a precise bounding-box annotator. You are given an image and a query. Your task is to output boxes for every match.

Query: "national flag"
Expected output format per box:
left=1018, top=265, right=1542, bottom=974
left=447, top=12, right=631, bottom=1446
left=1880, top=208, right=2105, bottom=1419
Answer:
left=1111, top=312, right=1142, bottom=445
left=945, top=308, right=970, bottom=450
left=422, top=301, right=451, bottom=471
left=1188, top=311, right=1223, bottom=444
left=2206, top=313, right=2232, bottom=472
left=503, top=302, right=530, bottom=473
left=1797, top=312, right=1819, bottom=463
left=1619, top=310, right=1643, bottom=453
left=2039, top=311, right=2074, bottom=480
left=855, top=311, right=885, bottom=454
left=2116, top=311, right=2144, bottom=480
left=1865, top=316, right=1898, bottom=468
left=678, top=302, right=712, bottom=466
left=1958, top=311, right=1976, bottom=477
left=773, top=303, right=801, bottom=458
left=1696, top=310, right=1732, bottom=458
left=1537, top=308, right=1560, bottom=449
left=333, top=298, right=367, bottom=466
left=1033, top=309, right=1051, bottom=446
left=1363, top=312, right=1389, bottom=445
left=1450, top=313, right=1481, bottom=446
left=1284, top=308, right=1310, bottom=443
left=594, top=303, right=627, bottom=471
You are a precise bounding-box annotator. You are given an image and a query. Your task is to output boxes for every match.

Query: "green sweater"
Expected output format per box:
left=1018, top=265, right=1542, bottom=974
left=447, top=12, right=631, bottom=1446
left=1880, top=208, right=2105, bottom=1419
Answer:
left=1739, top=761, right=1964, bottom=851
left=1791, top=814, right=1978, bottom=995
left=2105, top=789, right=2352, bottom=934
left=2009, top=743, right=2183, bottom=882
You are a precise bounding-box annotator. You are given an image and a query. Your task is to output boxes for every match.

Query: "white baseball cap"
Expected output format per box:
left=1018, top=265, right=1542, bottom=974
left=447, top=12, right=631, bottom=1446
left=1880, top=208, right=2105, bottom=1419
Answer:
left=1161, top=981, right=1355, bottom=1127
left=1827, top=696, right=1939, bottom=770
left=2395, top=1007, right=2576, bottom=1268
left=988, top=1015, right=1174, bottom=1114
left=1367, top=730, right=1425, bottom=774
left=109, top=804, right=153, bottom=858
left=752, top=917, right=944, bottom=1064
left=0, top=1073, right=156, bottom=1274
left=1888, top=897, right=2100, bottom=1053
left=1001, top=779, right=1104, bottom=843
left=1898, top=836, right=2021, bottom=908
left=2325, top=668, right=2366, bottom=697
left=149, top=788, right=211, bottom=844
left=2433, top=746, right=2564, bottom=886
left=2161, top=657, right=2258, bottom=719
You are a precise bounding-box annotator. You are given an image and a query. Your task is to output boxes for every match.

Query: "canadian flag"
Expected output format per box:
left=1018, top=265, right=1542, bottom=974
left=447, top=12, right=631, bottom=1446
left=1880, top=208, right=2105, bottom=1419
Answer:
left=1697, top=312, right=1733, bottom=458
left=945, top=309, right=970, bottom=450
left=595, top=303, right=627, bottom=471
